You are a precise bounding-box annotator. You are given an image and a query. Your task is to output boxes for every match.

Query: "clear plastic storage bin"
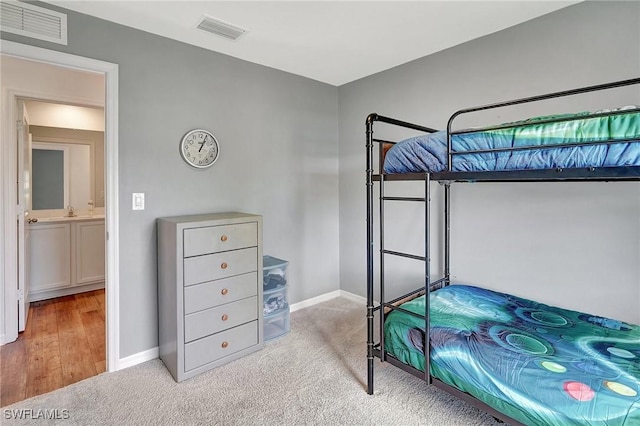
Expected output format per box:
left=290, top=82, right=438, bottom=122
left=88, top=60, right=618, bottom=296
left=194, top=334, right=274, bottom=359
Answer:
left=264, top=308, right=290, bottom=341
left=263, top=255, right=290, bottom=341
left=263, top=255, right=288, bottom=291
left=263, top=286, right=288, bottom=316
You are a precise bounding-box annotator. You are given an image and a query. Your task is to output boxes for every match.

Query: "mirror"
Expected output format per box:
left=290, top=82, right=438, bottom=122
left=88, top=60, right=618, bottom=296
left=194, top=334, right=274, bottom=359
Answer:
left=32, top=145, right=66, bottom=210
left=31, top=141, right=90, bottom=211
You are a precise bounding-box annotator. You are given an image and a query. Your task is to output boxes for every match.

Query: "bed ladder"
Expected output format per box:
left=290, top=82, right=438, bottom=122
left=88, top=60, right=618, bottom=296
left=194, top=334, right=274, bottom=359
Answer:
left=377, top=170, right=430, bottom=357
left=366, top=113, right=450, bottom=394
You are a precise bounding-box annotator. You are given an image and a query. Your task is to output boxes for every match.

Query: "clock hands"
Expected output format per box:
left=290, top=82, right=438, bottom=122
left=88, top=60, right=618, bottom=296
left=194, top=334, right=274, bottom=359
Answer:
left=198, top=136, right=208, bottom=152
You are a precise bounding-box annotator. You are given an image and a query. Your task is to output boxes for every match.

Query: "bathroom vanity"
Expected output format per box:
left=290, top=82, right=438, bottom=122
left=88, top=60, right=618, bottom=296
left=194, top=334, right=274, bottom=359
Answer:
left=28, top=215, right=105, bottom=301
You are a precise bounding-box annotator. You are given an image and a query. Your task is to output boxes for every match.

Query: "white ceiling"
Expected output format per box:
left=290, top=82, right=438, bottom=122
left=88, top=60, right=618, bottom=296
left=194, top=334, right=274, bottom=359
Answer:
left=44, top=1, right=580, bottom=86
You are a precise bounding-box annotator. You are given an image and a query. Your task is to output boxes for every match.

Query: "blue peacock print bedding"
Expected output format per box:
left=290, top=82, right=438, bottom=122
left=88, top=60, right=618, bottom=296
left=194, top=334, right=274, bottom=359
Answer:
left=383, top=109, right=640, bottom=174
left=384, top=285, right=640, bottom=425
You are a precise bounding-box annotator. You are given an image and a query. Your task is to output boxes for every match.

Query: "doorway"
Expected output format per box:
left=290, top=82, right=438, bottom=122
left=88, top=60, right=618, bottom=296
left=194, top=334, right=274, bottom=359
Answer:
left=0, top=41, right=120, bottom=399
left=22, top=99, right=107, bottom=303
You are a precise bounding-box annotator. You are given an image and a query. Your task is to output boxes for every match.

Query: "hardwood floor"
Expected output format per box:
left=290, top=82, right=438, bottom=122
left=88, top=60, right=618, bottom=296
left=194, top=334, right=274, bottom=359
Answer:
left=0, top=289, right=105, bottom=407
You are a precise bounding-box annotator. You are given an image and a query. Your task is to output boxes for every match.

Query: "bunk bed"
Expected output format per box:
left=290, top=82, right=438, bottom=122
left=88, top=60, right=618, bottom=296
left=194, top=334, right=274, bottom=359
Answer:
left=365, top=77, right=640, bottom=426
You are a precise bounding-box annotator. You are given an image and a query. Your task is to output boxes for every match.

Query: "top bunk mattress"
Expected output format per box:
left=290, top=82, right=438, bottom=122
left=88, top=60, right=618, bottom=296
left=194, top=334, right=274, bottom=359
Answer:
left=383, top=109, right=640, bottom=174
left=384, top=285, right=640, bottom=426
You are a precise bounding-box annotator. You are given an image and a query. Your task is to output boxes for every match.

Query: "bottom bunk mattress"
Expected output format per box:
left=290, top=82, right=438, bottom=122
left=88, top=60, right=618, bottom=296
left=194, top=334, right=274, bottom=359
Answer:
left=384, top=285, right=640, bottom=425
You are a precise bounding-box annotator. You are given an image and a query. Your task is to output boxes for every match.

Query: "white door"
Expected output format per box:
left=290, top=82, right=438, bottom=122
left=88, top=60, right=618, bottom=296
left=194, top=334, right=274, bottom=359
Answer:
left=17, top=99, right=31, bottom=332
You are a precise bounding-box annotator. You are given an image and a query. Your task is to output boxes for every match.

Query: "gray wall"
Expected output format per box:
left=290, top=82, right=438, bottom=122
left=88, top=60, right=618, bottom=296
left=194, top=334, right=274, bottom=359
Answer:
left=2, top=3, right=339, bottom=358
left=3, top=1, right=639, bottom=360
left=338, top=1, right=640, bottom=324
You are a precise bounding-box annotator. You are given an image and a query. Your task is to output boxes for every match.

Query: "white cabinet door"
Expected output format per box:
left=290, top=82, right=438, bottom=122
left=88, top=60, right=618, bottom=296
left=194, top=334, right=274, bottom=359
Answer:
left=29, top=223, right=71, bottom=293
left=75, top=221, right=105, bottom=285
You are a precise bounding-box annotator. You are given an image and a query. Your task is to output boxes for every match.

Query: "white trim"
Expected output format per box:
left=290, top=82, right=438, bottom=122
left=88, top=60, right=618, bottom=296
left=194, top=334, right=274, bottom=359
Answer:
left=118, top=346, right=159, bottom=370
left=289, top=289, right=367, bottom=313
left=338, top=289, right=367, bottom=305
left=0, top=40, right=120, bottom=372
left=117, top=291, right=366, bottom=369
left=28, top=281, right=104, bottom=303
left=105, top=59, right=120, bottom=373
left=2, top=89, right=16, bottom=343
left=290, top=290, right=341, bottom=312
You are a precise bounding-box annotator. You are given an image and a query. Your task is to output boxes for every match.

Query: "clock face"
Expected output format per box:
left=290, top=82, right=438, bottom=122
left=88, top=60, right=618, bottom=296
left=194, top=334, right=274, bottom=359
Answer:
left=180, top=129, right=220, bottom=169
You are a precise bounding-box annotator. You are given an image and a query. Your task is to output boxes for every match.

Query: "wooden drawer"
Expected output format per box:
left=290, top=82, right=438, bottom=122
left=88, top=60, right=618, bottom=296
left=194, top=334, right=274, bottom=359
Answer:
left=184, top=272, right=257, bottom=315
left=184, top=321, right=258, bottom=372
left=184, top=222, right=257, bottom=257
left=184, top=296, right=258, bottom=343
left=183, top=247, right=257, bottom=286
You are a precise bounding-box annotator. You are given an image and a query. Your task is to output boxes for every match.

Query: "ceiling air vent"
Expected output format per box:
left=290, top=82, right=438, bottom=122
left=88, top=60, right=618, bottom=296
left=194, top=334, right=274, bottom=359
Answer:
left=0, top=1, right=67, bottom=45
left=196, top=15, right=247, bottom=41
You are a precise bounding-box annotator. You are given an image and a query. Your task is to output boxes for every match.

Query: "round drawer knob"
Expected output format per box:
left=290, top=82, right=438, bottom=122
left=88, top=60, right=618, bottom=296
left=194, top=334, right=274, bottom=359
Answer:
left=221, top=262, right=228, bottom=269
left=221, top=341, right=228, bottom=349
left=221, top=288, right=228, bottom=296
left=221, top=314, right=229, bottom=321
left=221, top=235, right=228, bottom=242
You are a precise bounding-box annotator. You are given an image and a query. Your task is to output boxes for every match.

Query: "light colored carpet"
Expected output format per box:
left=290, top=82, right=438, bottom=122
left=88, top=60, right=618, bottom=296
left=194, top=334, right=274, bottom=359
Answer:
left=3, top=297, right=499, bottom=425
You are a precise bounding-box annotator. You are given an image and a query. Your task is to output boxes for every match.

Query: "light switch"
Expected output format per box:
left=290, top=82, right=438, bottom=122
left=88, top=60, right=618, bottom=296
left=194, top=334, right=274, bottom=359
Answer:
left=132, top=193, right=145, bottom=210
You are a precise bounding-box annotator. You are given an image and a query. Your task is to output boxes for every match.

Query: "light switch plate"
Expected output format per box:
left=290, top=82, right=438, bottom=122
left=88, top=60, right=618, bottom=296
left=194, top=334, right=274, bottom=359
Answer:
left=132, top=193, right=145, bottom=210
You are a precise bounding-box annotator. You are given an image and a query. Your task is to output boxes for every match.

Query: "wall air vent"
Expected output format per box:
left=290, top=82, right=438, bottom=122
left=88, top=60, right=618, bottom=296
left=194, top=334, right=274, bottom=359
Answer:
left=0, top=1, right=67, bottom=45
left=196, top=15, right=247, bottom=41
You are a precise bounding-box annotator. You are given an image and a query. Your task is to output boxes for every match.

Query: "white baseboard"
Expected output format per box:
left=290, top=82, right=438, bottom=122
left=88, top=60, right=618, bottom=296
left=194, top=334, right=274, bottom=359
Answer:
left=113, top=290, right=366, bottom=371
left=290, top=290, right=341, bottom=312
left=289, top=289, right=367, bottom=312
left=118, top=346, right=159, bottom=370
left=338, top=290, right=367, bottom=305
left=0, top=333, right=5, bottom=345
left=28, top=282, right=105, bottom=303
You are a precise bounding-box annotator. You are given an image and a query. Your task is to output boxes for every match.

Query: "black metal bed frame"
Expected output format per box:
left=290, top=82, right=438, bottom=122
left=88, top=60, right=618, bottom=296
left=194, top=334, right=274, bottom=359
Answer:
left=365, top=77, right=640, bottom=425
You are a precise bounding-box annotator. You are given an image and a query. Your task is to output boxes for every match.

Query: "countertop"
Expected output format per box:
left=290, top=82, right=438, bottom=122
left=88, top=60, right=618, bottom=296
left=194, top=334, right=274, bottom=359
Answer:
left=29, top=215, right=105, bottom=224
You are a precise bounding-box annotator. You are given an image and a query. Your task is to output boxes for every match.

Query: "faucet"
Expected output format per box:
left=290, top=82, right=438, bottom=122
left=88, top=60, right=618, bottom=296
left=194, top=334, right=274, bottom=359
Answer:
left=66, top=205, right=77, bottom=217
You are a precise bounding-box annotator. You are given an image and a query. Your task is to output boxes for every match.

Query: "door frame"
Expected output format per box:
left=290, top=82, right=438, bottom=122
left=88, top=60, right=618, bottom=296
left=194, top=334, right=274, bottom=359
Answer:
left=0, top=40, right=120, bottom=372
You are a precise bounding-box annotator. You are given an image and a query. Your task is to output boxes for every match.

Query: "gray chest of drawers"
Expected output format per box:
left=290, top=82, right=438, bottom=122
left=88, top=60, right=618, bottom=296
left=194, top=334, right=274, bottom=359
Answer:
left=157, top=212, right=264, bottom=382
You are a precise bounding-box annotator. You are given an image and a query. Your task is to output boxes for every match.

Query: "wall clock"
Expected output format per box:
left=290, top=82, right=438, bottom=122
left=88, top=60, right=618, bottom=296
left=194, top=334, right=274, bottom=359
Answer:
left=179, top=129, right=220, bottom=169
